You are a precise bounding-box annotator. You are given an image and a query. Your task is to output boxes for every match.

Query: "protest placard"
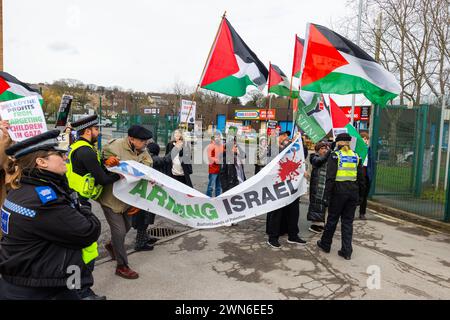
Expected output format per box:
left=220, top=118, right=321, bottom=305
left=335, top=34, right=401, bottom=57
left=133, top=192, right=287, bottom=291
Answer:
left=0, top=96, right=47, bottom=142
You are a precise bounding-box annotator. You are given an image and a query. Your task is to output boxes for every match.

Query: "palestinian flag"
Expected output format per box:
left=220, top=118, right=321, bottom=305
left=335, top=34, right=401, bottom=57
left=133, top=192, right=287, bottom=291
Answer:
left=0, top=71, right=42, bottom=102
left=291, top=36, right=304, bottom=78
left=329, top=97, right=368, bottom=162
left=268, top=64, right=298, bottom=98
left=295, top=92, right=332, bottom=143
left=301, top=23, right=401, bottom=106
left=200, top=18, right=268, bottom=97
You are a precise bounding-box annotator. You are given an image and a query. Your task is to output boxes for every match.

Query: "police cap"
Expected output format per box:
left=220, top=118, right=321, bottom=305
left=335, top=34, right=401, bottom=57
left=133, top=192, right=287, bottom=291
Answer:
left=71, top=115, right=99, bottom=132
left=5, top=130, right=66, bottom=159
left=128, top=125, right=153, bottom=140
left=335, top=133, right=352, bottom=142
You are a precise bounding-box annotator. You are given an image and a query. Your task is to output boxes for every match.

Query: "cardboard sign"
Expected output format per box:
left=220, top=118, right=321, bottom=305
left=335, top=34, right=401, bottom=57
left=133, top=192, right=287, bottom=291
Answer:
left=180, top=100, right=196, bottom=124
left=55, top=94, right=73, bottom=127
left=0, top=96, right=47, bottom=142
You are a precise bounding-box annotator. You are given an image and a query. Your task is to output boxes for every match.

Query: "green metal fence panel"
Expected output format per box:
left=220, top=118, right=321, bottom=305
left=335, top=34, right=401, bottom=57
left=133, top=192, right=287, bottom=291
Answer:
left=371, top=104, right=446, bottom=221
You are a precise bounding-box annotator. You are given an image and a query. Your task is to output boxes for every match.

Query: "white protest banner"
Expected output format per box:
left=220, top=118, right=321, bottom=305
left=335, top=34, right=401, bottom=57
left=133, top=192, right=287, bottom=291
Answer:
left=109, top=136, right=307, bottom=228
left=0, top=96, right=47, bottom=142
left=180, top=99, right=196, bottom=124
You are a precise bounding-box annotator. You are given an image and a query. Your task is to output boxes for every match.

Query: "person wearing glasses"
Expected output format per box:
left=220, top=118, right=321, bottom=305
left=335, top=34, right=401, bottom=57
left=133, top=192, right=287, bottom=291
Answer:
left=0, top=130, right=101, bottom=299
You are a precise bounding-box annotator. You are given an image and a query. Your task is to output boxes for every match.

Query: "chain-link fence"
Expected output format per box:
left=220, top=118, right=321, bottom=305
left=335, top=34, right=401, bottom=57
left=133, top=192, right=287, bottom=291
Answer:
left=370, top=102, right=449, bottom=222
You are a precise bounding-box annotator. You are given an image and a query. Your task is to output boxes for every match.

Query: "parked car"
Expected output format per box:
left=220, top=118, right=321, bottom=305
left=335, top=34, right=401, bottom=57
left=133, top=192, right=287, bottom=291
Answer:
left=100, top=117, right=113, bottom=127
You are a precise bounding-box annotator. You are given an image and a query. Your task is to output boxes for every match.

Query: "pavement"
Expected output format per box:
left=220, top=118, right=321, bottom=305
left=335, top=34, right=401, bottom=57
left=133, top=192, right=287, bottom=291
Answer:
left=90, top=158, right=450, bottom=300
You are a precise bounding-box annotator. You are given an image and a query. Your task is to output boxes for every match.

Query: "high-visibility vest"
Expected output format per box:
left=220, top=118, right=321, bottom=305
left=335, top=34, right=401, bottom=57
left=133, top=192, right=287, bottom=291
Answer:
left=66, top=140, right=103, bottom=200
left=335, top=149, right=359, bottom=182
left=82, top=242, right=99, bottom=265
left=66, top=140, right=101, bottom=265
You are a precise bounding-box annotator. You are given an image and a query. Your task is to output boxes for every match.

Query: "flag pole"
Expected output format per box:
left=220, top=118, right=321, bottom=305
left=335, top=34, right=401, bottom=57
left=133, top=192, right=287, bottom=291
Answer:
left=265, top=61, right=272, bottom=137
left=350, top=0, right=363, bottom=127
left=327, top=94, right=336, bottom=140
left=182, top=11, right=227, bottom=130
left=286, top=34, right=298, bottom=138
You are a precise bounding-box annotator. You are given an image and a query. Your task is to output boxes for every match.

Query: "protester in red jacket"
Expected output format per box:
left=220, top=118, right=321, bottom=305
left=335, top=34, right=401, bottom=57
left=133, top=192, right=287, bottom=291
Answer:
left=206, top=133, right=224, bottom=197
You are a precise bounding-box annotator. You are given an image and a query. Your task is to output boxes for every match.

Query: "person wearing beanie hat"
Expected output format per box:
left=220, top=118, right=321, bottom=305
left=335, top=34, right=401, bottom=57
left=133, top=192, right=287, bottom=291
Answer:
left=0, top=130, right=102, bottom=300
left=317, top=133, right=365, bottom=260
left=97, top=125, right=154, bottom=280
left=307, top=140, right=331, bottom=234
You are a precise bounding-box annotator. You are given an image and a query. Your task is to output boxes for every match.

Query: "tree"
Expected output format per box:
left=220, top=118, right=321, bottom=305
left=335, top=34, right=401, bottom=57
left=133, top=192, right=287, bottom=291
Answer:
left=245, top=90, right=265, bottom=107
left=340, top=0, right=449, bottom=160
left=228, top=97, right=241, bottom=105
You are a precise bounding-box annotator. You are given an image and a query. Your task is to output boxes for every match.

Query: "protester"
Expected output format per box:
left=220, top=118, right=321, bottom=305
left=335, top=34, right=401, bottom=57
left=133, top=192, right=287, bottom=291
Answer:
left=255, top=135, right=270, bottom=174
left=220, top=132, right=246, bottom=193
left=99, top=125, right=153, bottom=279
left=165, top=129, right=193, bottom=187
left=0, top=130, right=101, bottom=300
left=65, top=114, right=120, bottom=299
left=317, top=133, right=365, bottom=260
left=206, top=133, right=224, bottom=197
left=307, top=140, right=332, bottom=233
left=266, top=132, right=308, bottom=248
left=359, top=131, right=374, bottom=220
left=278, top=131, right=291, bottom=148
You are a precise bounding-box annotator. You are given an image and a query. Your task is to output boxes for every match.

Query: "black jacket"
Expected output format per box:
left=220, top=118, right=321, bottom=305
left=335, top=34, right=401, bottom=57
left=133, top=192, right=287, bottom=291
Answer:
left=164, top=141, right=193, bottom=187
left=307, top=150, right=331, bottom=222
left=324, top=148, right=365, bottom=203
left=0, top=169, right=101, bottom=288
left=219, top=143, right=246, bottom=192
left=70, top=138, right=120, bottom=186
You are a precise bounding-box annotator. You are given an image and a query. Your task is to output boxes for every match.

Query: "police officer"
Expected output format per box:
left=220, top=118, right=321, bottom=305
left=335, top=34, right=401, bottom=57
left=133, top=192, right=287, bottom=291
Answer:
left=98, top=125, right=153, bottom=279
left=317, top=133, right=365, bottom=260
left=66, top=115, right=121, bottom=204
left=0, top=130, right=101, bottom=299
left=66, top=115, right=120, bottom=299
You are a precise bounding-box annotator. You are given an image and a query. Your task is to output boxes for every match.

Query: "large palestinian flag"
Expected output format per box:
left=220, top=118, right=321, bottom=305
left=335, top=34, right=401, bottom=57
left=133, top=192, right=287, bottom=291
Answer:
left=329, top=97, right=368, bottom=162
left=268, top=64, right=298, bottom=98
left=200, top=18, right=268, bottom=97
left=291, top=36, right=304, bottom=79
left=0, top=71, right=42, bottom=102
left=301, top=23, right=401, bottom=106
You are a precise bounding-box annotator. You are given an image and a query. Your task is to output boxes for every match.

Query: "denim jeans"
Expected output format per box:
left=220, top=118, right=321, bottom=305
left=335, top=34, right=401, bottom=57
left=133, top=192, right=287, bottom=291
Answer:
left=206, top=173, right=222, bottom=197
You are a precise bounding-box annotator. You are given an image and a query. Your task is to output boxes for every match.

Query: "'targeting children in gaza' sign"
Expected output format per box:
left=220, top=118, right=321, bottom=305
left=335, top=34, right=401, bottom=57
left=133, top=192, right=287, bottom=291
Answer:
left=0, top=96, right=47, bottom=142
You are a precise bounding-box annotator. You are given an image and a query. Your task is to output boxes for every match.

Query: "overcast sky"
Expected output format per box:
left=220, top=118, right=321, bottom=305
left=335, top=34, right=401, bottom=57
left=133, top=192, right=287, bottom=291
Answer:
left=6, top=0, right=354, bottom=94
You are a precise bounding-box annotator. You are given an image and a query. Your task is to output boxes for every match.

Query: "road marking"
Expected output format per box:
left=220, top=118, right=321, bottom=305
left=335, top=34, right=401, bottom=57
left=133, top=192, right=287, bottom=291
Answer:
left=370, top=210, right=445, bottom=235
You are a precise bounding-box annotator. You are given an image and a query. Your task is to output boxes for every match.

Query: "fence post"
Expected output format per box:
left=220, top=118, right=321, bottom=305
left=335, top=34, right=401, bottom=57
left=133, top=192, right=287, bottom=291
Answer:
left=410, top=107, right=420, bottom=192
left=445, top=157, right=450, bottom=221
left=414, top=105, right=428, bottom=197
left=369, top=104, right=380, bottom=198
left=431, top=121, right=440, bottom=186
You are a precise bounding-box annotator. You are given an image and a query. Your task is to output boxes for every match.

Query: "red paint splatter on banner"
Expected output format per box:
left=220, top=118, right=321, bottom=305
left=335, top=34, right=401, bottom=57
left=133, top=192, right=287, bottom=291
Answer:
left=278, top=150, right=303, bottom=182
left=186, top=194, right=194, bottom=198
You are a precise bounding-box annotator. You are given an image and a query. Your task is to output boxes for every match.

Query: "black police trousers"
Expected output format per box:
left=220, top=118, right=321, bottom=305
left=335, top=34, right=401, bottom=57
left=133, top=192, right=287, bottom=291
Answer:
left=266, top=198, right=300, bottom=241
left=320, top=192, right=358, bottom=256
